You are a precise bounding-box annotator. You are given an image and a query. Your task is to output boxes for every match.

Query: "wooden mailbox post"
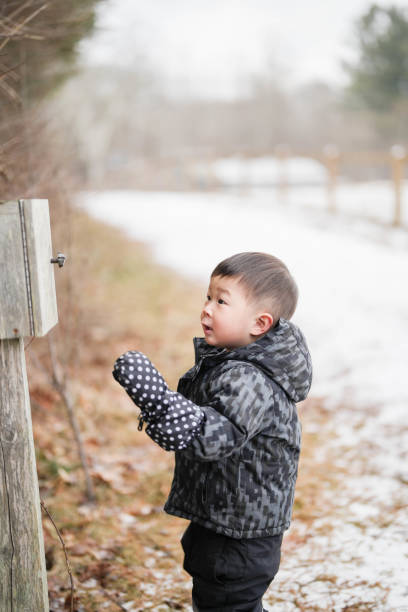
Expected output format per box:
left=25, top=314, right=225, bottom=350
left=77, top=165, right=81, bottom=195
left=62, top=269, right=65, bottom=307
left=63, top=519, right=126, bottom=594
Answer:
left=0, top=199, right=62, bottom=610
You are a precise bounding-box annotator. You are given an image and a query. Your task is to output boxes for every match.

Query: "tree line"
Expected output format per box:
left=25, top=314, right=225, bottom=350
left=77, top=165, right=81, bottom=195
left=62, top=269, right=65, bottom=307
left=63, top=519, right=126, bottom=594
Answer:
left=47, top=3, right=408, bottom=186
left=1, top=2, right=407, bottom=189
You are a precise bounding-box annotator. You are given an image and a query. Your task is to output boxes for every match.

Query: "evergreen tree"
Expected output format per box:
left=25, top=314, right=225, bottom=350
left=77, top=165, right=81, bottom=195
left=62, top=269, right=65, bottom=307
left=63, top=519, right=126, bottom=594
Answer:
left=344, top=4, right=408, bottom=113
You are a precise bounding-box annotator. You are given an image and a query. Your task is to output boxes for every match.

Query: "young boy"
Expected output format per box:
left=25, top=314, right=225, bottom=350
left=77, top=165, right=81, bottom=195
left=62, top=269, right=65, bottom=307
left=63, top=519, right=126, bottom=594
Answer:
left=113, top=252, right=312, bottom=612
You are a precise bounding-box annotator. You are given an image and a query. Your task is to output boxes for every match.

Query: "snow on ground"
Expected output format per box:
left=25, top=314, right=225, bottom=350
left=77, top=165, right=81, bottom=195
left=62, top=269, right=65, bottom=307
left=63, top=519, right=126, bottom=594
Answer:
left=78, top=185, right=408, bottom=609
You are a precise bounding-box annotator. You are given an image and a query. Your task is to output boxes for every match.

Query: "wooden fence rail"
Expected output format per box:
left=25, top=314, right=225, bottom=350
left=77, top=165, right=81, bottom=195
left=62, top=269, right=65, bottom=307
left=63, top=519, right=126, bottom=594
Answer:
left=186, top=145, right=407, bottom=226
left=273, top=145, right=407, bottom=226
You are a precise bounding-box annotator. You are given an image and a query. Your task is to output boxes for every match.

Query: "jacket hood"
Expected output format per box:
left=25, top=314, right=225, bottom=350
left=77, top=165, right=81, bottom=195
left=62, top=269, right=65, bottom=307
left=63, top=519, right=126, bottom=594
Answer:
left=194, top=318, right=313, bottom=403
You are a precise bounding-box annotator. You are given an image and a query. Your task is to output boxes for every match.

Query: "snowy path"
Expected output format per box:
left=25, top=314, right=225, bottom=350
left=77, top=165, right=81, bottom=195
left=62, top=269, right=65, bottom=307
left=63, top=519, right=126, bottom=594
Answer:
left=78, top=187, right=408, bottom=610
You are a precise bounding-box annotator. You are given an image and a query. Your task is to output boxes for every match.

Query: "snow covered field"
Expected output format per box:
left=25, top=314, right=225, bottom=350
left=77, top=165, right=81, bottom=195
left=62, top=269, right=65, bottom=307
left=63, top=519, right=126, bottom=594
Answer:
left=78, top=185, right=408, bottom=610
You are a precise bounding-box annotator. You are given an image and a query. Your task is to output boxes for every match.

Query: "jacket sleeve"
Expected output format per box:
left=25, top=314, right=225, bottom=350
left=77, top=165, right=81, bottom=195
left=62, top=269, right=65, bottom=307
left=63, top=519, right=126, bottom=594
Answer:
left=184, top=363, right=273, bottom=461
left=113, top=352, right=272, bottom=459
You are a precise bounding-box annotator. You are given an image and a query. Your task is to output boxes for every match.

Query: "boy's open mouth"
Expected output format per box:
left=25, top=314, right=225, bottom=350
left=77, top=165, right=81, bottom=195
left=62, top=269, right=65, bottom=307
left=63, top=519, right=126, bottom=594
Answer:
left=202, top=324, right=212, bottom=333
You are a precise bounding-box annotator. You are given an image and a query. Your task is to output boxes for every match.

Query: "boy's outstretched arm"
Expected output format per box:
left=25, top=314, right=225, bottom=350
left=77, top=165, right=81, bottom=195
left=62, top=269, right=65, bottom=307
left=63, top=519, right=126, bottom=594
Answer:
left=113, top=351, right=204, bottom=451
left=113, top=351, right=272, bottom=458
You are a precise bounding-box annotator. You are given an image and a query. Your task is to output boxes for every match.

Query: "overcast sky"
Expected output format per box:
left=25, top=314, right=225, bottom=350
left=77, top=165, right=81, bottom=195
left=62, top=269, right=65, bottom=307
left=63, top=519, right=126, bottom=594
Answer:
left=81, top=0, right=408, bottom=99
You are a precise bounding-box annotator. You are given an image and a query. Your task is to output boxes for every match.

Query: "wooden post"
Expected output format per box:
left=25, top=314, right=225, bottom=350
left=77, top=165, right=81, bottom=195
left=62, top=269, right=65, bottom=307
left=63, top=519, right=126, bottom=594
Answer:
left=390, top=145, right=406, bottom=227
left=275, top=144, right=290, bottom=204
left=238, top=154, right=250, bottom=195
left=207, top=159, right=217, bottom=190
left=0, top=338, right=49, bottom=610
left=0, top=199, right=61, bottom=610
left=323, top=144, right=340, bottom=214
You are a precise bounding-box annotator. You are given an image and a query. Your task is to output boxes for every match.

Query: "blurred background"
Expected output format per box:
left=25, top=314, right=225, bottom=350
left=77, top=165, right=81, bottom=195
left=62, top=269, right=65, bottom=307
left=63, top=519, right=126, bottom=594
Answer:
left=3, top=0, right=408, bottom=198
left=1, top=1, right=408, bottom=610
left=54, top=0, right=408, bottom=192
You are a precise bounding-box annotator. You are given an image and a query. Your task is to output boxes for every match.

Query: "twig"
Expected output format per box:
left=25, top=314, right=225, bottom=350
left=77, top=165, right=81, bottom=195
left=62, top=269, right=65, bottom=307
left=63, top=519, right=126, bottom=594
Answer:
left=0, top=61, right=23, bottom=80
left=0, top=78, right=21, bottom=103
left=7, top=0, right=38, bottom=24
left=28, top=340, right=96, bottom=503
left=24, top=336, right=35, bottom=350
left=0, top=3, right=49, bottom=52
left=47, top=334, right=96, bottom=502
left=40, top=499, right=75, bottom=612
left=101, top=589, right=129, bottom=611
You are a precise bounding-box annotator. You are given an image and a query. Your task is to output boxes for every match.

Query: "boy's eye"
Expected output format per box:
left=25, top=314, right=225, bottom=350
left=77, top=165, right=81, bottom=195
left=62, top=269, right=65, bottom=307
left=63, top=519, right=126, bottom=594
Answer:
left=206, top=295, right=211, bottom=301
left=218, top=298, right=226, bottom=305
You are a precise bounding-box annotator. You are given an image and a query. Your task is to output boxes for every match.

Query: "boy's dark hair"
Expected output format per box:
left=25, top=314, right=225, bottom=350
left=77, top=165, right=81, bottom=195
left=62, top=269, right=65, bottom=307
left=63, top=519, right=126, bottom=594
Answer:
left=211, top=252, right=298, bottom=325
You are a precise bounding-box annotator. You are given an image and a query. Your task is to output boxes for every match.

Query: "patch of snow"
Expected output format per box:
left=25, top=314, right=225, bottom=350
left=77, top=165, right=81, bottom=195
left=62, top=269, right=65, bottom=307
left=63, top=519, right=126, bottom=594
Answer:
left=122, top=602, right=138, bottom=611
left=80, top=578, right=98, bottom=589
left=119, top=512, right=137, bottom=526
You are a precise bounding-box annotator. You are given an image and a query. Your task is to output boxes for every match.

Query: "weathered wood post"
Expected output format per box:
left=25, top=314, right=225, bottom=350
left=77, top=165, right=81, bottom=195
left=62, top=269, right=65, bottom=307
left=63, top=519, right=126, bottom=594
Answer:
left=0, top=199, right=62, bottom=611
left=390, top=145, right=406, bottom=227
left=275, top=144, right=290, bottom=204
left=323, top=144, right=340, bottom=214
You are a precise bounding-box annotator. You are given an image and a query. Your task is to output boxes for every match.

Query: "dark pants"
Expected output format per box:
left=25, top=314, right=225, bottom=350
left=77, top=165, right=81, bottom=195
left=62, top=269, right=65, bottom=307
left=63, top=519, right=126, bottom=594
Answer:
left=181, top=522, right=283, bottom=612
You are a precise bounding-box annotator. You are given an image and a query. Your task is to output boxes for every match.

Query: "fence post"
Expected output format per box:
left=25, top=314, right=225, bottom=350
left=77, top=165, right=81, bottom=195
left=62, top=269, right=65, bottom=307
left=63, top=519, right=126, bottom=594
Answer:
left=323, top=144, right=340, bottom=214
left=0, top=199, right=62, bottom=610
left=0, top=338, right=49, bottom=610
left=275, top=144, right=290, bottom=204
left=390, top=145, right=406, bottom=227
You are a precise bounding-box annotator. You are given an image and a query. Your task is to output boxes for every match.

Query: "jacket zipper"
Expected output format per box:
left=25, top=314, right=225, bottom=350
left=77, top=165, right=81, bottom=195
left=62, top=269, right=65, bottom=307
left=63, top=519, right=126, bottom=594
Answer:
left=201, top=466, right=208, bottom=503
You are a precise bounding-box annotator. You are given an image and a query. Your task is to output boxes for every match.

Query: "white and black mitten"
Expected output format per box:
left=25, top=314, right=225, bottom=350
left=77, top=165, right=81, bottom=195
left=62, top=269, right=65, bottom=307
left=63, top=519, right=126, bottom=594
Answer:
left=113, top=351, right=204, bottom=451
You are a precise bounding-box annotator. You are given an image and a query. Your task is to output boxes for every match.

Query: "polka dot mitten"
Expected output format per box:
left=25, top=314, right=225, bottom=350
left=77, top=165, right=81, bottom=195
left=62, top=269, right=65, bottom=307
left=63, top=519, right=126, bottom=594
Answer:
left=112, top=351, right=205, bottom=451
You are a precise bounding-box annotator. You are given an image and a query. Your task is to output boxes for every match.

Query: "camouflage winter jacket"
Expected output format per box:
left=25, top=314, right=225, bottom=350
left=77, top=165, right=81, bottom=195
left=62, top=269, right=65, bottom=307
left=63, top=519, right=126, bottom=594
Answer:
left=113, top=318, right=312, bottom=539
left=163, top=317, right=312, bottom=538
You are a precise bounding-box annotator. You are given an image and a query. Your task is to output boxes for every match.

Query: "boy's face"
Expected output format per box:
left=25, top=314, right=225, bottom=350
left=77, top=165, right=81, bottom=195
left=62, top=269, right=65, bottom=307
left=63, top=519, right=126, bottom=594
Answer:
left=201, top=275, right=272, bottom=349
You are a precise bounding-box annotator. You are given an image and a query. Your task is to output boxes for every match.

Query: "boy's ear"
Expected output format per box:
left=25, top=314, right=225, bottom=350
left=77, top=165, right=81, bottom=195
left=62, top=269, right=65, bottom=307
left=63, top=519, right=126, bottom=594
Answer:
left=251, top=312, right=274, bottom=336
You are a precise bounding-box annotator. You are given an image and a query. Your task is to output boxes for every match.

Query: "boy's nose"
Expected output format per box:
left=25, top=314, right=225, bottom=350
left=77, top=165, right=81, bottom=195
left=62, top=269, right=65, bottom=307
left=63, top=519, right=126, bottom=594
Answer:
left=202, top=302, right=212, bottom=316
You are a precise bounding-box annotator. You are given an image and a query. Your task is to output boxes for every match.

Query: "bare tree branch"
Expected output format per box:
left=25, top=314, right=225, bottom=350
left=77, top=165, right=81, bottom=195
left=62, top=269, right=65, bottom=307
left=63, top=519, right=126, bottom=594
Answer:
left=0, top=3, right=48, bottom=52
